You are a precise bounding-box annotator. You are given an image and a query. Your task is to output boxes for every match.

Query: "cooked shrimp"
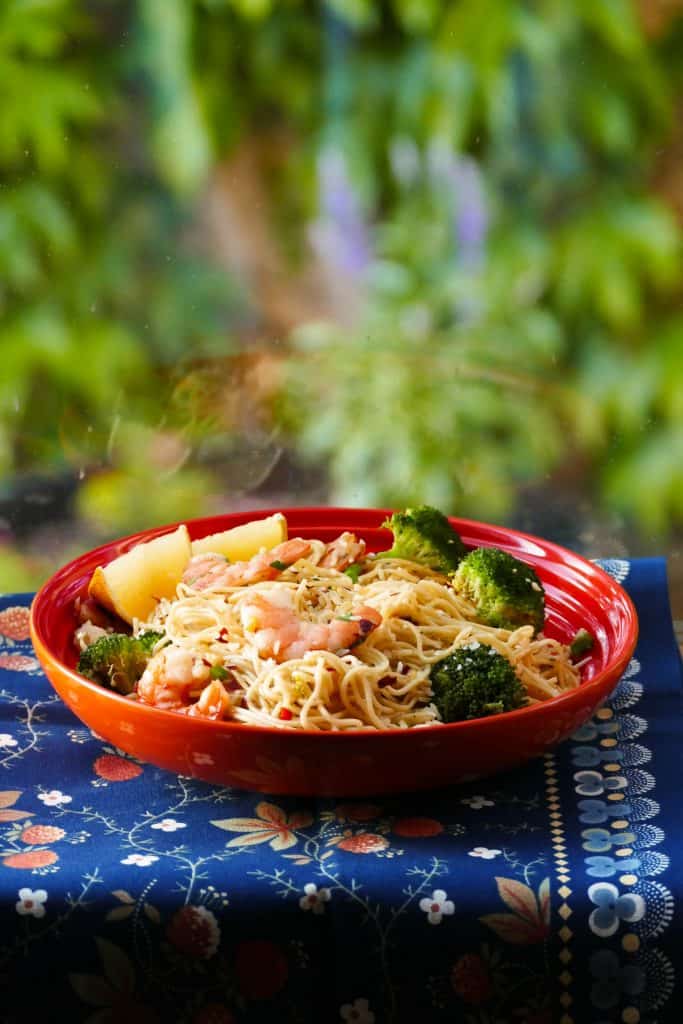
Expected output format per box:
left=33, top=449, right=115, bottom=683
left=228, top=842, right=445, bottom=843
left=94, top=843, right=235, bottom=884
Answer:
left=137, top=645, right=210, bottom=710
left=240, top=593, right=382, bottom=662
left=319, top=531, right=366, bottom=571
left=186, top=679, right=233, bottom=719
left=182, top=539, right=312, bottom=591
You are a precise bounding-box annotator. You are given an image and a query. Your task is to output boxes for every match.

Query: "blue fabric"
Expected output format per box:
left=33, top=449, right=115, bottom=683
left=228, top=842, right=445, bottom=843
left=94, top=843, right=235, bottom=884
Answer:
left=0, top=558, right=681, bottom=1024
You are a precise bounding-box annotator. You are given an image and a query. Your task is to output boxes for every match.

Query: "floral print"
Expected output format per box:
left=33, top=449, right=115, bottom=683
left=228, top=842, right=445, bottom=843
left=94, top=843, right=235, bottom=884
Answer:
left=461, top=795, right=495, bottom=810
left=211, top=800, right=313, bottom=850
left=37, top=790, right=72, bottom=806
left=451, top=952, right=493, bottom=1004
left=93, top=753, right=143, bottom=782
left=121, top=853, right=159, bottom=867
left=589, top=949, right=646, bottom=1009
left=0, top=573, right=678, bottom=1023
left=298, top=882, right=331, bottom=913
left=419, top=888, right=455, bottom=925
left=588, top=882, right=646, bottom=937
left=15, top=887, right=47, bottom=917
left=0, top=606, right=31, bottom=641
left=166, top=905, right=220, bottom=959
left=151, top=818, right=186, bottom=832
left=573, top=770, right=627, bottom=796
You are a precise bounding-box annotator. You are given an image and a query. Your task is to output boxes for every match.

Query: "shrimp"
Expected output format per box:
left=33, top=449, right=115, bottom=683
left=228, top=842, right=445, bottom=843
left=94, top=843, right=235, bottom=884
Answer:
left=182, top=538, right=312, bottom=591
left=240, top=593, right=382, bottom=662
left=186, top=679, right=233, bottom=719
left=319, top=531, right=367, bottom=571
left=137, top=645, right=209, bottom=710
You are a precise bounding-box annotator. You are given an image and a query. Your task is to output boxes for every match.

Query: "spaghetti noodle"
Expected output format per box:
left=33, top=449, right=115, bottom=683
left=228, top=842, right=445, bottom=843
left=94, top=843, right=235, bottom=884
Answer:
left=135, top=538, right=581, bottom=730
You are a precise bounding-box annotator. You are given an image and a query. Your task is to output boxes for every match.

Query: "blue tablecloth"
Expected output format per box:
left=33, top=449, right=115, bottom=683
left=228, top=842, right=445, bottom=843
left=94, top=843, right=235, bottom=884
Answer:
left=1, top=558, right=682, bottom=1024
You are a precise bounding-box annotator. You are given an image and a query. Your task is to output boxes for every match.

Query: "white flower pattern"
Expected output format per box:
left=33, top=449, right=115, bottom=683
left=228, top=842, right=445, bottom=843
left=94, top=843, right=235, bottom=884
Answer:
left=121, top=853, right=159, bottom=866
left=15, top=887, right=48, bottom=918
left=151, top=818, right=187, bottom=832
left=419, top=888, right=455, bottom=925
left=38, top=789, right=72, bottom=806
left=299, top=882, right=331, bottom=914
left=468, top=846, right=502, bottom=859
left=461, top=795, right=494, bottom=810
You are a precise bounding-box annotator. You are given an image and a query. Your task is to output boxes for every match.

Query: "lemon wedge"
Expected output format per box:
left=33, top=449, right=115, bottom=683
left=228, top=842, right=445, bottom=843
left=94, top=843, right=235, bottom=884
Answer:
left=190, top=512, right=287, bottom=560
left=88, top=524, right=192, bottom=625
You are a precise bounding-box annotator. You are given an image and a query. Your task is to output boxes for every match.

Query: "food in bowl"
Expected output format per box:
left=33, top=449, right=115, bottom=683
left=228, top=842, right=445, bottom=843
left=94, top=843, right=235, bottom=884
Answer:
left=73, top=505, right=587, bottom=732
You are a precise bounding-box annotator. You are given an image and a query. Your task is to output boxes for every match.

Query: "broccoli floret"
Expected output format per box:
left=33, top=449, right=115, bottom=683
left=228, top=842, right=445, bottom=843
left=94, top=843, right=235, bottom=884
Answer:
left=376, top=505, right=466, bottom=573
left=451, top=546, right=545, bottom=635
left=430, top=641, right=527, bottom=722
left=77, top=631, right=164, bottom=695
left=570, top=628, right=595, bottom=659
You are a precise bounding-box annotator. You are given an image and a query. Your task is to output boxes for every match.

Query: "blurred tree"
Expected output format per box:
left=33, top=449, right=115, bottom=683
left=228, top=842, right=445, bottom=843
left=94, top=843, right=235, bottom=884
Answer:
left=0, top=0, right=241, bottom=552
left=184, top=0, right=683, bottom=530
left=1, top=0, right=683, bottom=597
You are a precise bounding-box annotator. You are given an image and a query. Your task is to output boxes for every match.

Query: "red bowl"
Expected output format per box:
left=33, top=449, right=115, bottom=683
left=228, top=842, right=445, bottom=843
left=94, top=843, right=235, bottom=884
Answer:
left=30, top=507, right=638, bottom=796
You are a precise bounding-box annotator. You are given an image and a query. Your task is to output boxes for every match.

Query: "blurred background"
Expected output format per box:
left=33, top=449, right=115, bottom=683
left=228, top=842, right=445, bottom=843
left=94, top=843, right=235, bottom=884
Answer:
left=1, top=0, right=683, bottom=615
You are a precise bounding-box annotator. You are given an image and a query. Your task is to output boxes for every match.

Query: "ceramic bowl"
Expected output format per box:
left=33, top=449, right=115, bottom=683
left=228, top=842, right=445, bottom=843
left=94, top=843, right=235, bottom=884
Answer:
left=30, top=507, right=638, bottom=796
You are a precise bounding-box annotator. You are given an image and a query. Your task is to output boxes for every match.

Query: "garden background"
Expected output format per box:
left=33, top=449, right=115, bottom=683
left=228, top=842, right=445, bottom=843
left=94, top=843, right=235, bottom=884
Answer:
left=1, top=0, right=682, bottom=613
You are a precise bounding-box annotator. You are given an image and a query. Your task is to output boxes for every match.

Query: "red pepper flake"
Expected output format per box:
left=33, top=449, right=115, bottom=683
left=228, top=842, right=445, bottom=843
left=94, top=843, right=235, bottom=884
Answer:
left=218, top=628, right=230, bottom=642
left=278, top=708, right=293, bottom=721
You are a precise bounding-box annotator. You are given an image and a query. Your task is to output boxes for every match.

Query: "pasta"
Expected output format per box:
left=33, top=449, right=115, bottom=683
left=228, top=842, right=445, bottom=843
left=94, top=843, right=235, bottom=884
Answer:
left=135, top=537, right=581, bottom=731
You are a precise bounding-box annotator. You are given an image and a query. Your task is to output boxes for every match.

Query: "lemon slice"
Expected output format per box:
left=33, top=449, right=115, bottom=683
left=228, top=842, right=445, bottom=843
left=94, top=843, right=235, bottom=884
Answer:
left=88, top=524, right=192, bottom=625
left=190, top=513, right=288, bottom=560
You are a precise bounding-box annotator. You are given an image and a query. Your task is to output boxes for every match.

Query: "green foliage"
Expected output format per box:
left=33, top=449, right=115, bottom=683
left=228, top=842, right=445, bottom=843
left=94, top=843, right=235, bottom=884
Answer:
left=249, top=0, right=683, bottom=533
left=2, top=0, right=683, bottom=575
left=0, top=0, right=241, bottom=549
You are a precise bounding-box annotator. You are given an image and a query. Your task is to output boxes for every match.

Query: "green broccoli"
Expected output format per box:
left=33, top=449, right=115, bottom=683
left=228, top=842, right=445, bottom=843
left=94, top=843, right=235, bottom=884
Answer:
left=570, top=628, right=595, bottom=659
left=77, top=631, right=164, bottom=695
left=451, top=546, right=545, bottom=635
left=429, top=641, right=527, bottom=722
left=375, top=505, right=466, bottom=573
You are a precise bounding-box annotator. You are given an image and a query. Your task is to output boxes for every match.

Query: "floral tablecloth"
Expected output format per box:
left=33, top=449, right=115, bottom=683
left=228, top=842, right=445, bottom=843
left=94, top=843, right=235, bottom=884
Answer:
left=1, top=558, right=682, bottom=1024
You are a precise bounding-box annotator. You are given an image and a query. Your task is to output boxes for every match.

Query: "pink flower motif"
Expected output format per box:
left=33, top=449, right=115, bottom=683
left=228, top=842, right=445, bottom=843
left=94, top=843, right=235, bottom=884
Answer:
left=0, top=654, right=39, bottom=672
left=166, top=905, right=220, bottom=959
left=337, top=833, right=389, bottom=855
left=211, top=801, right=313, bottom=851
left=20, top=825, right=66, bottom=845
left=151, top=818, right=186, bottom=832
left=0, top=606, right=31, bottom=641
left=93, top=754, right=143, bottom=782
